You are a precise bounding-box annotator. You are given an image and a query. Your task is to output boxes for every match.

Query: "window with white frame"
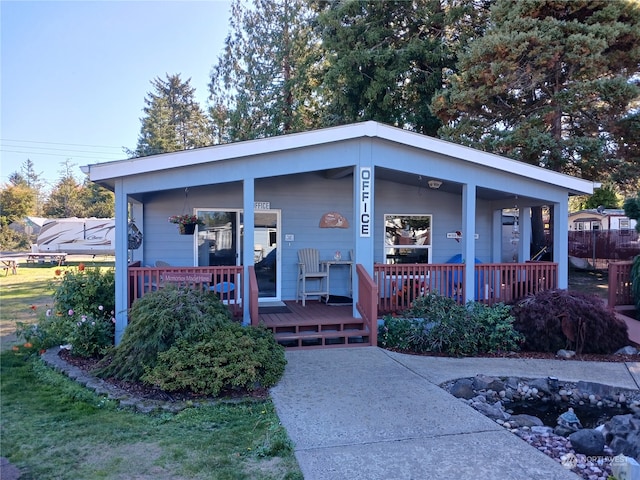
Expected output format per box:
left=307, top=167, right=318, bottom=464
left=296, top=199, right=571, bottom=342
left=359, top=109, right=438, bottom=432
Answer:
left=384, top=214, right=432, bottom=264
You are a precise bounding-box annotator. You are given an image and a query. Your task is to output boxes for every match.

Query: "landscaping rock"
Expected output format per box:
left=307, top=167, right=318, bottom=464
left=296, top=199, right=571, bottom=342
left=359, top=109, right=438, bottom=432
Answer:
left=603, top=413, right=640, bottom=461
left=472, top=374, right=504, bottom=392
left=472, top=400, right=509, bottom=421
left=509, top=414, right=544, bottom=428
left=614, top=346, right=639, bottom=356
left=449, top=378, right=475, bottom=400
left=556, top=349, right=576, bottom=359
left=528, top=377, right=551, bottom=395
left=569, top=428, right=605, bottom=456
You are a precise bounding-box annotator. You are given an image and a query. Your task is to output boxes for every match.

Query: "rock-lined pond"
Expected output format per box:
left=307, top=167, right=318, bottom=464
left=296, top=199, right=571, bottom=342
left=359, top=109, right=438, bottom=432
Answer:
left=443, top=374, right=640, bottom=480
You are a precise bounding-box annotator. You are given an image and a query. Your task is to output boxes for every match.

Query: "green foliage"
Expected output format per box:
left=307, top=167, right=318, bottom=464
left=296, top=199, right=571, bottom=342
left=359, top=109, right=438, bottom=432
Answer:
left=1, top=350, right=301, bottom=479
left=17, top=305, right=115, bottom=358
left=95, top=284, right=232, bottom=382
left=142, top=323, right=286, bottom=396
left=511, top=289, right=629, bottom=354
left=52, top=265, right=115, bottom=320
left=631, top=255, right=640, bottom=312
left=79, top=177, right=114, bottom=217
left=134, top=74, right=211, bottom=157
left=43, top=165, right=84, bottom=217
left=16, top=311, right=75, bottom=351
left=210, top=0, right=323, bottom=142
left=0, top=222, right=31, bottom=251
left=377, top=316, right=418, bottom=352
left=378, top=293, right=523, bottom=356
left=316, top=0, right=449, bottom=135
left=432, top=0, right=640, bottom=184
left=584, top=184, right=621, bottom=209
left=623, top=192, right=640, bottom=232
left=67, top=314, right=115, bottom=358
left=0, top=183, right=37, bottom=224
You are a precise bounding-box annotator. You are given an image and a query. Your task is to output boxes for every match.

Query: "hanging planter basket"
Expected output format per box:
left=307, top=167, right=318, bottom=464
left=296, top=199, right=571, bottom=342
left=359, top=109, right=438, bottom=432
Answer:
left=179, top=223, right=197, bottom=235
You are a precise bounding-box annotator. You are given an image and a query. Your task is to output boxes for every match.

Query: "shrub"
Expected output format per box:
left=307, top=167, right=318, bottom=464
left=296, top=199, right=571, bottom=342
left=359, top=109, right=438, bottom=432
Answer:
left=511, top=289, right=629, bottom=354
left=17, top=306, right=115, bottom=357
left=67, top=313, right=115, bottom=358
left=632, top=255, right=640, bottom=312
left=16, top=311, right=73, bottom=351
left=378, top=316, right=421, bottom=351
left=378, top=293, right=523, bottom=356
left=142, top=323, right=286, bottom=396
left=53, top=265, right=115, bottom=319
left=95, top=284, right=232, bottom=382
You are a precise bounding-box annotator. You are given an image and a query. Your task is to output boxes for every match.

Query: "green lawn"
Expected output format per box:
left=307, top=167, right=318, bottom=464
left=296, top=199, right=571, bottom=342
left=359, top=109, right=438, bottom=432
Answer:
left=1, top=347, right=302, bottom=479
left=0, top=257, right=302, bottom=479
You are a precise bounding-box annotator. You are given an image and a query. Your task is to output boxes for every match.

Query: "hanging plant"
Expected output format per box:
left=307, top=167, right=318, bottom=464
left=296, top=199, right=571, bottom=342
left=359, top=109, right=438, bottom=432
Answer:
left=168, top=214, right=203, bottom=235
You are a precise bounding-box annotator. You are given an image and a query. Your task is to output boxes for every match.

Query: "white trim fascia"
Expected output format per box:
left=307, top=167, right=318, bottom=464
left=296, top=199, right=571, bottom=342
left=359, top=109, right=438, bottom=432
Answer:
left=372, top=125, right=593, bottom=195
left=86, top=120, right=594, bottom=195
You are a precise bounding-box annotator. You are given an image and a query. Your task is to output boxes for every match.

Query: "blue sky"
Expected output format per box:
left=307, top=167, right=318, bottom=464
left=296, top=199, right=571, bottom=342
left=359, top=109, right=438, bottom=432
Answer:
left=1, top=0, right=232, bottom=190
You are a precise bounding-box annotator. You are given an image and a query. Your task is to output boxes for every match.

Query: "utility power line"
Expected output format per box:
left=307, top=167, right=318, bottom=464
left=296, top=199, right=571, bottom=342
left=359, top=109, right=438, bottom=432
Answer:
left=1, top=149, right=123, bottom=160
left=1, top=138, right=125, bottom=150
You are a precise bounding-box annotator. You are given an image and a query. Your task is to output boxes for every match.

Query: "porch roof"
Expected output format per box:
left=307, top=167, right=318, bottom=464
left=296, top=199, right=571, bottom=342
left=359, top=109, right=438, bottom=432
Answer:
left=83, top=121, right=594, bottom=196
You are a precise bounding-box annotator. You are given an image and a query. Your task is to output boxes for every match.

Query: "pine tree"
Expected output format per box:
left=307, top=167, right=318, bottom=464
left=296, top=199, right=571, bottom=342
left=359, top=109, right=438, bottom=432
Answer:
left=42, top=161, right=84, bottom=218
left=315, top=0, right=453, bottom=135
left=431, top=0, right=640, bottom=180
left=135, top=74, right=211, bottom=156
left=209, top=0, right=323, bottom=142
left=430, top=0, right=640, bottom=255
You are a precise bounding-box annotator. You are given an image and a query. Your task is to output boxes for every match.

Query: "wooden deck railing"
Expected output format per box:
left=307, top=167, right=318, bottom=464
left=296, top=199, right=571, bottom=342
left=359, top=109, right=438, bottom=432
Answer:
left=373, top=261, right=558, bottom=313
left=128, top=266, right=243, bottom=317
left=356, top=264, right=378, bottom=347
left=608, top=261, right=634, bottom=308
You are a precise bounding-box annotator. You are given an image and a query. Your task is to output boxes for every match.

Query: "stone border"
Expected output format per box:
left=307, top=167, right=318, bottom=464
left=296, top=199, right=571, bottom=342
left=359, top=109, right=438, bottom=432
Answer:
left=40, top=347, right=221, bottom=414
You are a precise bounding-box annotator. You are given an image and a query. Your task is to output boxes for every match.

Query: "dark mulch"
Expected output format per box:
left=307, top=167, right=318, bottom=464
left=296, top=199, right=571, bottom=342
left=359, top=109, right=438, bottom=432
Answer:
left=402, top=349, right=638, bottom=363
left=58, top=349, right=269, bottom=402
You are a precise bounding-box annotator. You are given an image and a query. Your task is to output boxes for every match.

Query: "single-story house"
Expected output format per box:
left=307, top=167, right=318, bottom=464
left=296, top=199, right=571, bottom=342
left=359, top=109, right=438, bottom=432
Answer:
left=569, top=209, right=637, bottom=232
left=83, top=121, right=594, bottom=347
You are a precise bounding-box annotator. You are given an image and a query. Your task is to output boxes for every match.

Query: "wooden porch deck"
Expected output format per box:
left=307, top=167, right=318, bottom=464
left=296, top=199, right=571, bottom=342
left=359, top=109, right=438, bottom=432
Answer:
left=259, top=300, right=371, bottom=350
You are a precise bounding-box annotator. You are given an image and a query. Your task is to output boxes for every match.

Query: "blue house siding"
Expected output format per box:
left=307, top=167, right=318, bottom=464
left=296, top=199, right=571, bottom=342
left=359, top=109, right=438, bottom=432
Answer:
left=85, top=121, right=594, bottom=344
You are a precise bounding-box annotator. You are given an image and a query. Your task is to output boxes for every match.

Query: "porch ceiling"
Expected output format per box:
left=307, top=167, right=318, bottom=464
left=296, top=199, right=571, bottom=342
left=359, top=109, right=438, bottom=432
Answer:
left=375, top=168, right=543, bottom=206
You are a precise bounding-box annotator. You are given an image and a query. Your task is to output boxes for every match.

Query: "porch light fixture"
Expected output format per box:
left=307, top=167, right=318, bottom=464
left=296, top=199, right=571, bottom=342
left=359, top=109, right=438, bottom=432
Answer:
left=428, top=179, right=442, bottom=189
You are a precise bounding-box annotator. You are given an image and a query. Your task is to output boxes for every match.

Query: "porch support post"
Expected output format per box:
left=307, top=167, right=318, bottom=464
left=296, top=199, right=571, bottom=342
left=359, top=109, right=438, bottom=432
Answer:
left=519, top=207, right=531, bottom=262
left=353, top=141, right=375, bottom=318
left=553, top=200, right=569, bottom=289
left=242, top=178, right=255, bottom=325
left=492, top=209, right=502, bottom=262
left=113, top=179, right=129, bottom=345
left=462, top=183, right=476, bottom=303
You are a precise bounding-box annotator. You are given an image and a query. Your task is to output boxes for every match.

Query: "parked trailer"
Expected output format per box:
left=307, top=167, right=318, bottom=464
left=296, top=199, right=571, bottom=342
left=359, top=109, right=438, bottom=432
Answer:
left=35, top=218, right=115, bottom=256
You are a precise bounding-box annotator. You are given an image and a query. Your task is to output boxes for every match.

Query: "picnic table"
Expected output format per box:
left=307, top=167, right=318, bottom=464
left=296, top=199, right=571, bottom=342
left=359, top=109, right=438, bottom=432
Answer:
left=26, top=252, right=68, bottom=266
left=0, top=258, right=18, bottom=275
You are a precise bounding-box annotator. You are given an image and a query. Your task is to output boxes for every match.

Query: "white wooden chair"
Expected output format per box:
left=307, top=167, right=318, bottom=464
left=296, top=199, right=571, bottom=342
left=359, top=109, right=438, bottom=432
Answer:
left=297, top=248, right=329, bottom=306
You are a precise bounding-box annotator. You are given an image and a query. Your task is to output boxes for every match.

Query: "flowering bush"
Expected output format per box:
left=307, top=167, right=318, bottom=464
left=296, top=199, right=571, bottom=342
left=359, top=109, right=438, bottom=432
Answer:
left=68, top=310, right=115, bottom=358
left=17, top=305, right=115, bottom=357
left=16, top=264, right=116, bottom=357
left=52, top=265, right=115, bottom=319
left=168, top=214, right=203, bottom=226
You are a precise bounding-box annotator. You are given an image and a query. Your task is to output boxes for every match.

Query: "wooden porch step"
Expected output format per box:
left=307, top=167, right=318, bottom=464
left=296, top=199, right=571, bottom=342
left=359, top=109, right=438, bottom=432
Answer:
left=260, top=300, right=372, bottom=349
left=269, top=320, right=371, bottom=350
left=274, top=328, right=371, bottom=350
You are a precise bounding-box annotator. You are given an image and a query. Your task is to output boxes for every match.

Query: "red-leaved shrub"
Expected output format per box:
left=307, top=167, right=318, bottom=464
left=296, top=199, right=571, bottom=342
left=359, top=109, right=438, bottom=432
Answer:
left=511, top=289, right=629, bottom=354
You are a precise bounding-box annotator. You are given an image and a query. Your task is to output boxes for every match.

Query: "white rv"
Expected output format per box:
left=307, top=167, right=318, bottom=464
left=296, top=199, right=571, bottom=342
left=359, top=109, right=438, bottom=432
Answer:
left=35, top=218, right=115, bottom=255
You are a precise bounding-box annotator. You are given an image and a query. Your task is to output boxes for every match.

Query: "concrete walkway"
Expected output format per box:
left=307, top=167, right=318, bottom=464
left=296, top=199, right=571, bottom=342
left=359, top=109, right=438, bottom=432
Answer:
left=270, top=347, right=640, bottom=480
